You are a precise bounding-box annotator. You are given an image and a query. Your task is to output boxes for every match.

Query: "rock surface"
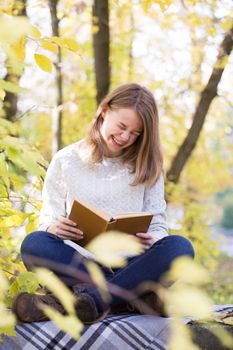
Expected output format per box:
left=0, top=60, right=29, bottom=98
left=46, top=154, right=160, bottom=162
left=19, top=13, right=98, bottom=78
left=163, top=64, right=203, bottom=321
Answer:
left=189, top=321, right=233, bottom=350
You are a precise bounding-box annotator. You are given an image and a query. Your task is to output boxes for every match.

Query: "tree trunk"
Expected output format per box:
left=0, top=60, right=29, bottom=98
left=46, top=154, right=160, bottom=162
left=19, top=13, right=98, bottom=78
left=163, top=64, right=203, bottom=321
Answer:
left=167, top=25, right=233, bottom=184
left=3, top=1, right=26, bottom=122
left=92, top=0, right=110, bottom=104
left=48, top=0, right=63, bottom=155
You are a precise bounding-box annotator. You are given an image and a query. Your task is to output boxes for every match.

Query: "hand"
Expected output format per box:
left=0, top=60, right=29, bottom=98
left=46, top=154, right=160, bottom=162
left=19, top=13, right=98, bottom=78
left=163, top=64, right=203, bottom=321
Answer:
left=135, top=232, right=157, bottom=250
left=47, top=217, right=84, bottom=241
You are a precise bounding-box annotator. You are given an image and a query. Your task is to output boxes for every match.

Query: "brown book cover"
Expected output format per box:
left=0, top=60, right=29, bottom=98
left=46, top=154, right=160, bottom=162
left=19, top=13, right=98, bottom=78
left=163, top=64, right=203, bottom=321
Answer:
left=68, top=198, right=153, bottom=247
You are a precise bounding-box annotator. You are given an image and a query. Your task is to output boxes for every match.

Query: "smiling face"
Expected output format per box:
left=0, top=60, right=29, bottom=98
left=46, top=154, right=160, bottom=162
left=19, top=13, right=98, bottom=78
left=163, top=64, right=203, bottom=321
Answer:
left=100, top=107, right=143, bottom=157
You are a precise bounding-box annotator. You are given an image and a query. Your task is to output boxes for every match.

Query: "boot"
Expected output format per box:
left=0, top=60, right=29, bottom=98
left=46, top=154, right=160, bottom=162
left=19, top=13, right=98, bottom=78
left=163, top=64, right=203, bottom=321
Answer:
left=73, top=283, right=110, bottom=324
left=110, top=292, right=166, bottom=317
left=13, top=290, right=108, bottom=325
left=12, top=292, right=66, bottom=323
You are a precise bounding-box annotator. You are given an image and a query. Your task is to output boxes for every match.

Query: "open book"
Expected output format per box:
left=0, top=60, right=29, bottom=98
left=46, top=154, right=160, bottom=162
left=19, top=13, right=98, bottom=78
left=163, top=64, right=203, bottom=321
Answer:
left=68, top=198, right=153, bottom=247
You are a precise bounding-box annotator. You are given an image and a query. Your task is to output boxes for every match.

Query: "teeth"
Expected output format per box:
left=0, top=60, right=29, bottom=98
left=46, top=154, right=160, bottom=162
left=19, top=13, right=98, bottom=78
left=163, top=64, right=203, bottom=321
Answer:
left=113, top=137, right=123, bottom=146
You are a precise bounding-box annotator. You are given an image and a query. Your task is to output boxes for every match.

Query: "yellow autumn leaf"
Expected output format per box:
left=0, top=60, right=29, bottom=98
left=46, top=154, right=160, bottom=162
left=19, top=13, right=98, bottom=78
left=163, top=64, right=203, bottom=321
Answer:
left=220, top=19, right=232, bottom=31
left=169, top=319, right=200, bottom=350
left=41, top=39, right=58, bottom=53
left=11, top=36, right=26, bottom=61
left=52, top=36, right=65, bottom=48
left=188, top=13, right=202, bottom=27
left=0, top=303, right=16, bottom=335
left=41, top=306, right=83, bottom=340
left=0, top=154, right=9, bottom=190
left=155, top=0, right=172, bottom=12
left=166, top=285, right=213, bottom=318
left=207, top=26, right=217, bottom=37
left=35, top=268, right=76, bottom=314
left=0, top=88, right=5, bottom=101
left=86, top=231, right=143, bottom=267
left=141, top=0, right=153, bottom=12
left=0, top=15, right=31, bottom=44
left=0, top=214, right=25, bottom=228
left=184, top=0, right=197, bottom=5
left=0, top=270, right=9, bottom=292
left=167, top=256, right=209, bottom=284
left=64, top=38, right=79, bottom=52
left=34, top=53, right=53, bottom=73
left=86, top=261, right=111, bottom=304
left=31, top=26, right=41, bottom=39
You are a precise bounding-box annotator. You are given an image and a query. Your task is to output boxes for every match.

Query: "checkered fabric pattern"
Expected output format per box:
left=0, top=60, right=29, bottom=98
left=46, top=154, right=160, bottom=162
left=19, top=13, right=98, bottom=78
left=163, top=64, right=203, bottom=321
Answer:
left=1, top=306, right=232, bottom=350
left=1, top=314, right=170, bottom=350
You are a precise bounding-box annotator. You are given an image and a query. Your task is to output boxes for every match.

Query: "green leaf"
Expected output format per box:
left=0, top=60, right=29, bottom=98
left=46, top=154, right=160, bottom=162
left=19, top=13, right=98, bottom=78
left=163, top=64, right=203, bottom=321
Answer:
left=0, top=80, right=27, bottom=94
left=34, top=54, right=53, bottom=73
left=3, top=136, right=46, bottom=176
left=9, top=272, right=40, bottom=298
left=0, top=119, right=18, bottom=136
left=17, top=272, right=40, bottom=294
left=8, top=280, right=20, bottom=298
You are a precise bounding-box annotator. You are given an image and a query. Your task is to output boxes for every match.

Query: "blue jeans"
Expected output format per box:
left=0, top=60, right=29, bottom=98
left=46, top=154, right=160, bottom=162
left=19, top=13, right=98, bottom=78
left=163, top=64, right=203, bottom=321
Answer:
left=21, top=232, right=194, bottom=310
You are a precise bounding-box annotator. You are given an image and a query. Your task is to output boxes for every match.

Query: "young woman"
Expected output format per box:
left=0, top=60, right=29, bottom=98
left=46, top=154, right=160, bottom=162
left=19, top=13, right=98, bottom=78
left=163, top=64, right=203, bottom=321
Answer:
left=13, top=83, right=194, bottom=324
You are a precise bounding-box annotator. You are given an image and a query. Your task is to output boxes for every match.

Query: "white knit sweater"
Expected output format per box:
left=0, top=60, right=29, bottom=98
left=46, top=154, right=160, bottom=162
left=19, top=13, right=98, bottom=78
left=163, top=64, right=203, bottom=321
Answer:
left=38, top=140, right=168, bottom=255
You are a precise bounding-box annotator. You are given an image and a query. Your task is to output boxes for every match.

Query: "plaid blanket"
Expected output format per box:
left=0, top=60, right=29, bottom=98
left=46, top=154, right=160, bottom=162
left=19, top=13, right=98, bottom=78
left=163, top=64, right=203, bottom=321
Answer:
left=1, top=306, right=232, bottom=350
left=1, top=314, right=170, bottom=350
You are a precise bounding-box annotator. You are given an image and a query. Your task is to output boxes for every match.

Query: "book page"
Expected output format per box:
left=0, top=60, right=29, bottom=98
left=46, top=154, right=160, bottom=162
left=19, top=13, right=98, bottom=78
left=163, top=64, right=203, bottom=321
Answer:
left=64, top=240, right=95, bottom=260
left=114, top=212, right=152, bottom=219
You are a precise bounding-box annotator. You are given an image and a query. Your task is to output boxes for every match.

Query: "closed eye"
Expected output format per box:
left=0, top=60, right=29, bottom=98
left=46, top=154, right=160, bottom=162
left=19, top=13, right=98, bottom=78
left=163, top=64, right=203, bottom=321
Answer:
left=118, top=122, right=142, bottom=136
left=119, top=123, right=126, bottom=130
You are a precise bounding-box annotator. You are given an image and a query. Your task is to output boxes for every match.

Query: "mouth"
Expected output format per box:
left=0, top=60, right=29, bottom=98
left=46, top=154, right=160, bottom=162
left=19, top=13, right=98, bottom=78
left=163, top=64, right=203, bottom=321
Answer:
left=112, top=136, right=125, bottom=147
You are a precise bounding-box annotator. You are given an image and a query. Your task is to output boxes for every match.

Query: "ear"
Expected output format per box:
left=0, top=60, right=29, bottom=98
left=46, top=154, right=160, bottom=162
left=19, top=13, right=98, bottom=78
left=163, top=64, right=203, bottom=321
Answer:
left=99, top=106, right=109, bottom=119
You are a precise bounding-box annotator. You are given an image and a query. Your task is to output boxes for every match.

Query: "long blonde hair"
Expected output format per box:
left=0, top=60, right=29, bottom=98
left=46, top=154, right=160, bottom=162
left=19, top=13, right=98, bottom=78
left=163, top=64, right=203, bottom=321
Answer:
left=86, top=83, right=163, bottom=186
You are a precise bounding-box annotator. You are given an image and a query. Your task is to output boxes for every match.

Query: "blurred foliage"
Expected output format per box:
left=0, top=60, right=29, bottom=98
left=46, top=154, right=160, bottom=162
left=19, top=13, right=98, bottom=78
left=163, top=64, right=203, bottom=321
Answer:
left=222, top=203, right=233, bottom=229
left=205, top=254, right=233, bottom=305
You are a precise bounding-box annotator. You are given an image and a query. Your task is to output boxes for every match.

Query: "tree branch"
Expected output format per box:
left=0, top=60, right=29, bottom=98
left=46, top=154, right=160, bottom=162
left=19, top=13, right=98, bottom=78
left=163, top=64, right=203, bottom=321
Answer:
left=167, top=24, right=233, bottom=184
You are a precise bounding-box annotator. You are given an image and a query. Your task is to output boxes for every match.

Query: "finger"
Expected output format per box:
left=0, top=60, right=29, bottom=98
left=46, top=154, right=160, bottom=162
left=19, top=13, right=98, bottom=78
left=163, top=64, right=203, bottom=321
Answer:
left=56, top=232, right=84, bottom=241
left=138, top=238, right=153, bottom=246
left=136, top=235, right=151, bottom=242
left=58, top=223, right=82, bottom=235
left=56, top=228, right=83, bottom=240
left=136, top=232, right=151, bottom=239
left=59, top=216, right=77, bottom=226
left=59, top=234, right=84, bottom=242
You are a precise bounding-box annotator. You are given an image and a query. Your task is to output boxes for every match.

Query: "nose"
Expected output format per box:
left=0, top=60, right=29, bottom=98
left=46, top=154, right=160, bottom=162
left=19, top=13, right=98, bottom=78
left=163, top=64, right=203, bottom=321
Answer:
left=121, top=131, right=130, bottom=142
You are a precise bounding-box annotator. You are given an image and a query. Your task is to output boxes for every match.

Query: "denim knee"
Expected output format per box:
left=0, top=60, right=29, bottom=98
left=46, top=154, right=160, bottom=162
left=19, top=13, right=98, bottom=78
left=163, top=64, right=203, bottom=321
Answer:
left=21, top=231, right=50, bottom=257
left=167, top=234, right=195, bottom=259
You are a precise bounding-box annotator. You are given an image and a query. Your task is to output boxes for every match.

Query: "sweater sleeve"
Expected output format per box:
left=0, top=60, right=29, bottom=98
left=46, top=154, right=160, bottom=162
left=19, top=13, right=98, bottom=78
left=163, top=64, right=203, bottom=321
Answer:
left=38, top=154, right=67, bottom=231
left=143, top=174, right=168, bottom=240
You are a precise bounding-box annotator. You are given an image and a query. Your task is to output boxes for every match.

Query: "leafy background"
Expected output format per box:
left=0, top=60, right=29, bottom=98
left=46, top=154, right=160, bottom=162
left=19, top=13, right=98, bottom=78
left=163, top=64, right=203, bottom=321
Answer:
left=0, top=0, right=232, bottom=344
